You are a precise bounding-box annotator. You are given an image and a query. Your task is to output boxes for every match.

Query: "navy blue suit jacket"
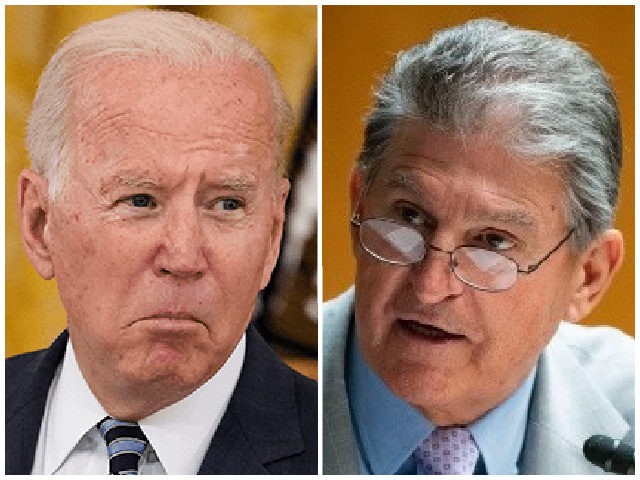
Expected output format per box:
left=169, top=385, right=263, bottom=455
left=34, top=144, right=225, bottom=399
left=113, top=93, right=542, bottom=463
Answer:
left=6, top=326, right=318, bottom=474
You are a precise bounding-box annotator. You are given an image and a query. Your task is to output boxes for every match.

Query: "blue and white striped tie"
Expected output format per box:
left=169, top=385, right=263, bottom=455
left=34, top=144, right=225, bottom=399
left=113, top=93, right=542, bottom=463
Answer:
left=98, top=417, right=149, bottom=475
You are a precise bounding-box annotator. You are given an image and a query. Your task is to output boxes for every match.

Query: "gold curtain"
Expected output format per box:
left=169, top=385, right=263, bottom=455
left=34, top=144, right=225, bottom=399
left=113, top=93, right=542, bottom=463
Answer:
left=322, top=5, right=634, bottom=336
left=6, top=5, right=317, bottom=357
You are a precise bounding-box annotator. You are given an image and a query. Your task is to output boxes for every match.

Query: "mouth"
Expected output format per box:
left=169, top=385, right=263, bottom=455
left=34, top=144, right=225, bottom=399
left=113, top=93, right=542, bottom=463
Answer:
left=129, top=312, right=206, bottom=330
left=398, top=319, right=467, bottom=343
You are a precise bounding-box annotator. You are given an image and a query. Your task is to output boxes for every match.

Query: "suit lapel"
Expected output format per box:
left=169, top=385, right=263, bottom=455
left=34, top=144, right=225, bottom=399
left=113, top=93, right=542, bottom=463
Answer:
left=198, top=326, right=307, bottom=474
left=6, top=331, right=69, bottom=474
left=322, top=288, right=361, bottom=474
left=520, top=330, right=631, bottom=474
left=197, top=408, right=269, bottom=474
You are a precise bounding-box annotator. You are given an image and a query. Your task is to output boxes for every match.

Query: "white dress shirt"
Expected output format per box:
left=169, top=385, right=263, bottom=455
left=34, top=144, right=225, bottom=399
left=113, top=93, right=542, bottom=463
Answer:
left=31, top=334, right=246, bottom=475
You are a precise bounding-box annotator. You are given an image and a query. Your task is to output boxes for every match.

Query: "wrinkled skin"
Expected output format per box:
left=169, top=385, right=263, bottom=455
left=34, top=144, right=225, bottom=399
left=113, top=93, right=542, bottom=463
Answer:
left=351, top=123, right=622, bottom=426
left=21, top=58, right=288, bottom=419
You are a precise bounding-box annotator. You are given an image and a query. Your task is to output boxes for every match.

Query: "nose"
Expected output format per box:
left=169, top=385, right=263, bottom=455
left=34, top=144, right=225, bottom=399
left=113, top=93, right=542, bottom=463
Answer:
left=154, top=205, right=207, bottom=280
left=409, top=245, right=464, bottom=303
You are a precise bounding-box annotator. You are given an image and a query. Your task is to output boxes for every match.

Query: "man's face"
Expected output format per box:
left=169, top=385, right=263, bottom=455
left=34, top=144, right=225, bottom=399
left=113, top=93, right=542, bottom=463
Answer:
left=352, top=123, right=583, bottom=426
left=45, top=58, right=287, bottom=407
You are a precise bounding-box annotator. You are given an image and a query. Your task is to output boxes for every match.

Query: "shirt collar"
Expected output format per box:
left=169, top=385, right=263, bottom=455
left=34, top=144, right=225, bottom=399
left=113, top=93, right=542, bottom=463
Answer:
left=41, top=338, right=108, bottom=474
left=469, top=363, right=536, bottom=474
left=348, top=325, right=536, bottom=475
left=43, top=334, right=245, bottom=475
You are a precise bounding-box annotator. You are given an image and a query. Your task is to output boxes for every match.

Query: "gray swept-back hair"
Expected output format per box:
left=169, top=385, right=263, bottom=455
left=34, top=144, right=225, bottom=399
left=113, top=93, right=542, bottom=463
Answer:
left=26, top=8, right=292, bottom=200
left=358, top=18, right=622, bottom=250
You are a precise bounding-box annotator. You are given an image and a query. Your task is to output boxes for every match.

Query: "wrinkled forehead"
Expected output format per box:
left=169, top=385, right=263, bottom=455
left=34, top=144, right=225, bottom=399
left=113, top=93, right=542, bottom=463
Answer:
left=379, top=118, right=564, bottom=179
left=70, top=55, right=277, bottom=153
left=369, top=121, right=568, bottom=212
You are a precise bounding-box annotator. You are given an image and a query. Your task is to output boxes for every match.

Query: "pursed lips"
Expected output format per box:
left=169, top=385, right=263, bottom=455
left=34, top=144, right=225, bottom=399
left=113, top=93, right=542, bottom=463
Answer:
left=128, top=312, right=206, bottom=328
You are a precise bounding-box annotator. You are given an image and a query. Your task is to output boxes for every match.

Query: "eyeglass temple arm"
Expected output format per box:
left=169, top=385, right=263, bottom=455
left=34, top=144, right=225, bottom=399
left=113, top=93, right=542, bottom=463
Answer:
left=518, top=229, right=575, bottom=274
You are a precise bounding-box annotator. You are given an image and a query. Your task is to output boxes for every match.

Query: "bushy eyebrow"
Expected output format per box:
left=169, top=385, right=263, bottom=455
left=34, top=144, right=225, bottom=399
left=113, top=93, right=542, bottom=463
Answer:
left=99, top=173, right=158, bottom=195
left=475, top=209, right=535, bottom=227
left=210, top=176, right=258, bottom=191
left=384, top=171, right=420, bottom=195
left=99, top=171, right=259, bottom=195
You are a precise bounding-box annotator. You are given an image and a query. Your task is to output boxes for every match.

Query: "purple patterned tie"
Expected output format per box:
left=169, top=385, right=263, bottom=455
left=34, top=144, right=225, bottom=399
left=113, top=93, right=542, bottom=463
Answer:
left=414, top=427, right=479, bottom=475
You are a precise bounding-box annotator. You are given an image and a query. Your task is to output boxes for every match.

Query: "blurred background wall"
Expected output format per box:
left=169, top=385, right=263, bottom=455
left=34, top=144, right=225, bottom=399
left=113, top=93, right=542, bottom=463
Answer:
left=6, top=5, right=318, bottom=376
left=323, top=5, right=634, bottom=336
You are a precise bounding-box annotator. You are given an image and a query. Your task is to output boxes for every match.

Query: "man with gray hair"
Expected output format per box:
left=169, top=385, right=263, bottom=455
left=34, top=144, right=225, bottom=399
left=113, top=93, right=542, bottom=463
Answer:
left=324, top=18, right=633, bottom=475
left=7, top=9, right=317, bottom=474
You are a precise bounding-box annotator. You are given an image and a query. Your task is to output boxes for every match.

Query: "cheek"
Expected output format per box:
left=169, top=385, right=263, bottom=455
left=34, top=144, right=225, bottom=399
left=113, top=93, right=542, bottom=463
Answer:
left=59, top=222, right=143, bottom=278
left=49, top=224, right=106, bottom=333
left=208, top=227, right=271, bottom=288
left=515, top=276, right=570, bottom=333
left=53, top=210, right=96, bottom=257
left=354, top=257, right=404, bottom=338
left=51, top=213, right=151, bottom=317
left=476, top=285, right=562, bottom=370
left=50, top=212, right=101, bottom=288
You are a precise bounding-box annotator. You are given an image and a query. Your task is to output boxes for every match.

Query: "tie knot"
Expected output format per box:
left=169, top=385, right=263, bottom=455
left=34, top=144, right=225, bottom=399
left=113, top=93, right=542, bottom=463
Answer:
left=414, top=427, right=479, bottom=475
left=97, top=416, right=149, bottom=475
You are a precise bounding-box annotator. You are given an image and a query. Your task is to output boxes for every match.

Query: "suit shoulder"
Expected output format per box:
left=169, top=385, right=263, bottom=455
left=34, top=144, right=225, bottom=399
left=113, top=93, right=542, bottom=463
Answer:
left=6, top=349, right=48, bottom=398
left=292, top=367, right=318, bottom=399
left=554, top=322, right=634, bottom=367
left=323, top=286, right=355, bottom=323
left=554, top=322, right=634, bottom=418
left=292, top=368, right=318, bottom=443
left=285, top=358, right=318, bottom=421
left=323, top=287, right=354, bottom=359
left=6, top=332, right=68, bottom=421
left=6, top=348, right=46, bottom=373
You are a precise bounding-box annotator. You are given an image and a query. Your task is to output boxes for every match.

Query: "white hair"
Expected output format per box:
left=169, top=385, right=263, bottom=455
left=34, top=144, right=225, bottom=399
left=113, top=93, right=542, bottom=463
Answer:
left=26, top=8, right=292, bottom=200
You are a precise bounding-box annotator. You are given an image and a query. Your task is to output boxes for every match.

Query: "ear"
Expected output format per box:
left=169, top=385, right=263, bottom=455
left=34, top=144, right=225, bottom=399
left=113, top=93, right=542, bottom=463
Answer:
left=18, top=170, right=55, bottom=280
left=349, top=167, right=365, bottom=254
left=564, top=229, right=623, bottom=322
left=260, top=176, right=290, bottom=289
left=349, top=166, right=365, bottom=212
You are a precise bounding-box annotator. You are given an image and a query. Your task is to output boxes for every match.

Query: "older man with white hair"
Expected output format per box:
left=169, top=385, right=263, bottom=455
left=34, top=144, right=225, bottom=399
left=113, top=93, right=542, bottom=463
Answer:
left=7, top=9, right=317, bottom=475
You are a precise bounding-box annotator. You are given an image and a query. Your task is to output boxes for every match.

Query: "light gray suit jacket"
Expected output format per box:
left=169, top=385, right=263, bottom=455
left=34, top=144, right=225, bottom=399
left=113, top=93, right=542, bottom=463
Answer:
left=323, top=287, right=634, bottom=474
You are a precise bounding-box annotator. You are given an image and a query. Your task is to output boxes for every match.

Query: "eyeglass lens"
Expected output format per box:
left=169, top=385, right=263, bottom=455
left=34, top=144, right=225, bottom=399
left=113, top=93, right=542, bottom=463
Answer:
left=359, top=218, right=518, bottom=291
left=455, top=248, right=517, bottom=291
left=360, top=218, right=425, bottom=264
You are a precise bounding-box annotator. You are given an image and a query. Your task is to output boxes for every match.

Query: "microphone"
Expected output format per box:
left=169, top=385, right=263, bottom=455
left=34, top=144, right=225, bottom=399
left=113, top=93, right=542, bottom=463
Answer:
left=583, top=435, right=634, bottom=475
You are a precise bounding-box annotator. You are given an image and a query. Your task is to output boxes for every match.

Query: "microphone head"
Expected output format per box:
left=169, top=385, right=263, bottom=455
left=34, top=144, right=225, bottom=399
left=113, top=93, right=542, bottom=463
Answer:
left=584, top=434, right=634, bottom=475
left=583, top=434, right=615, bottom=466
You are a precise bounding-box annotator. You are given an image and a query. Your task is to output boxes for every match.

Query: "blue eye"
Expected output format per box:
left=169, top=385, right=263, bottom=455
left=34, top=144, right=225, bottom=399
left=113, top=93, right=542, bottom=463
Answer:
left=208, top=197, right=246, bottom=219
left=220, top=198, right=241, bottom=211
left=129, top=194, right=155, bottom=208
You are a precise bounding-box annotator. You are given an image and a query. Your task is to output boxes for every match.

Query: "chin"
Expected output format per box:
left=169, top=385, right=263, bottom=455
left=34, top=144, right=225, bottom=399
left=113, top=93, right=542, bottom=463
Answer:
left=128, top=344, right=213, bottom=387
left=378, top=360, right=458, bottom=405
